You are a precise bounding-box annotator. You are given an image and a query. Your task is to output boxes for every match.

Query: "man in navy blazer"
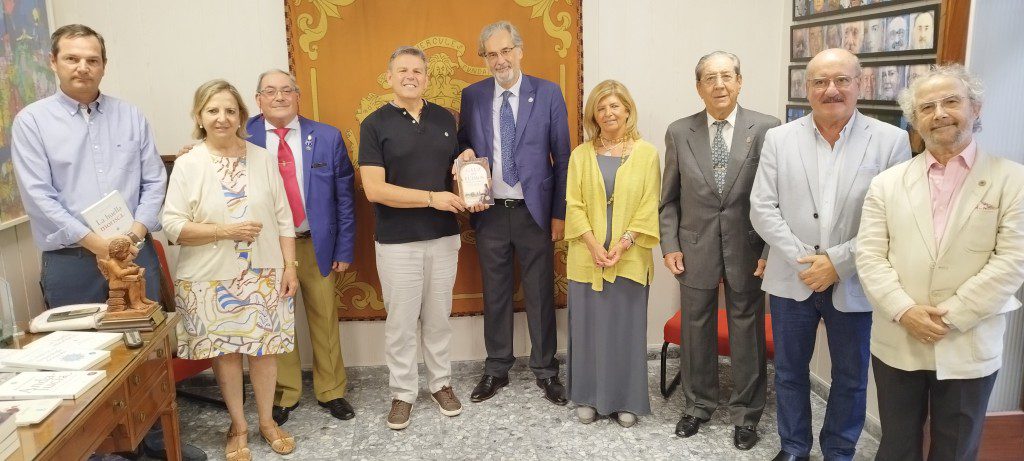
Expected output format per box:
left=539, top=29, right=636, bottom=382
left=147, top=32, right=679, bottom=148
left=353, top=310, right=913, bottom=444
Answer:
left=246, top=69, right=356, bottom=425
left=456, top=21, right=571, bottom=405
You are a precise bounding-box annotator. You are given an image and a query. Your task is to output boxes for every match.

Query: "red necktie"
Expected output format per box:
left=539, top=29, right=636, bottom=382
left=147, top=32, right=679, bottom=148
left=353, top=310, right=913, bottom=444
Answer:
left=273, top=128, right=306, bottom=227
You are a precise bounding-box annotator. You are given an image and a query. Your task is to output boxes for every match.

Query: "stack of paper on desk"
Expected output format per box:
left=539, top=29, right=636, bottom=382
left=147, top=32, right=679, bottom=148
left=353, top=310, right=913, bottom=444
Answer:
left=0, top=371, right=106, bottom=400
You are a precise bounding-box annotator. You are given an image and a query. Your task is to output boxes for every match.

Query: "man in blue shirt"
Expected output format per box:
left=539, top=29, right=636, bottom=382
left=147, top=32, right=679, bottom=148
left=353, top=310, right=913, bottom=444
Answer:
left=10, top=24, right=205, bottom=461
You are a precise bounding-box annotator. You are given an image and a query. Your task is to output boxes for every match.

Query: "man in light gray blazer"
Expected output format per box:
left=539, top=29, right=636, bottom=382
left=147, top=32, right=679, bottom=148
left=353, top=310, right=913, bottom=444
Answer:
left=659, top=51, right=780, bottom=451
left=750, top=48, right=911, bottom=461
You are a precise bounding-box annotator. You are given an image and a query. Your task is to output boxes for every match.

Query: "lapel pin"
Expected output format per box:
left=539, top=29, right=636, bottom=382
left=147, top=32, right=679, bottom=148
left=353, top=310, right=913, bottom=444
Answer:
left=528, top=97, right=534, bottom=103
left=746, top=136, right=752, bottom=144
left=304, top=135, right=313, bottom=151
left=444, top=131, right=449, bottom=137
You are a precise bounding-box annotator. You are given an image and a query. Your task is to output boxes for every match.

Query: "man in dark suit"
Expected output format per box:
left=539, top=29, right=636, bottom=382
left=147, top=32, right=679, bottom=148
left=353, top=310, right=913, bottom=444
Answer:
left=456, top=20, right=571, bottom=405
left=245, top=69, right=357, bottom=425
left=659, top=51, right=780, bottom=450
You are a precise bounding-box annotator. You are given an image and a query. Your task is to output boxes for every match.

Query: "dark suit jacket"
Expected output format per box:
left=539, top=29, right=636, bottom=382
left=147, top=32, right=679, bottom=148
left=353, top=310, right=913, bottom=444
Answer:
left=246, top=115, right=355, bottom=276
left=659, top=106, right=780, bottom=291
left=457, top=74, right=571, bottom=232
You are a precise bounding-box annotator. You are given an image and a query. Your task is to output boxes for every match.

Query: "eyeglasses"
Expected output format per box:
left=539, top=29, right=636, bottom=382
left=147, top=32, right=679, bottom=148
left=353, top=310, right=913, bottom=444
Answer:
left=916, top=94, right=964, bottom=116
left=259, top=86, right=298, bottom=97
left=700, top=72, right=737, bottom=86
left=480, top=46, right=518, bottom=62
left=808, top=75, right=856, bottom=91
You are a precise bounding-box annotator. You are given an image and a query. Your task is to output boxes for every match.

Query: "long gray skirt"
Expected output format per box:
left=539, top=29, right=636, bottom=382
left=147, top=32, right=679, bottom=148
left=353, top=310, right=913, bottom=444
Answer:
left=567, top=278, right=651, bottom=416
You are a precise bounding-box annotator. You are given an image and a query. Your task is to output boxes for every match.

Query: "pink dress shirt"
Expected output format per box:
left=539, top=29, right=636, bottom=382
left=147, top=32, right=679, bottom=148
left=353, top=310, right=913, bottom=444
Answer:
left=926, top=140, right=978, bottom=247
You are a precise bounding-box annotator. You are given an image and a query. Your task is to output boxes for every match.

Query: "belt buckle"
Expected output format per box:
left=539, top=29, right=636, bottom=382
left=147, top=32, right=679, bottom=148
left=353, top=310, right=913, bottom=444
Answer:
left=503, top=199, right=518, bottom=208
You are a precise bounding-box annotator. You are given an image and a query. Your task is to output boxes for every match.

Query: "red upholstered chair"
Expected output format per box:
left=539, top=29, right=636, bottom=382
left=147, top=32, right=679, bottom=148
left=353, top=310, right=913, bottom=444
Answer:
left=153, top=240, right=225, bottom=408
left=660, top=307, right=775, bottom=397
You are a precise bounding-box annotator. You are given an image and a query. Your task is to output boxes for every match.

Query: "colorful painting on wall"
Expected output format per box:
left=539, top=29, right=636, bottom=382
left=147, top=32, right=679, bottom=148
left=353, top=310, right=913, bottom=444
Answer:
left=0, top=0, right=55, bottom=230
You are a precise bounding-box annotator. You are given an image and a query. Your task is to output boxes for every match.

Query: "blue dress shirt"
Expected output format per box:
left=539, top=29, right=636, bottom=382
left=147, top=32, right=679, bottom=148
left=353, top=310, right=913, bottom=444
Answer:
left=11, top=89, right=167, bottom=251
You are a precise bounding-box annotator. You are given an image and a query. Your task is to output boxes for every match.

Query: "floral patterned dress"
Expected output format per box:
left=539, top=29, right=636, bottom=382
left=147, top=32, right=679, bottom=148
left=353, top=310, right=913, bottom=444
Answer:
left=175, top=156, right=295, bottom=358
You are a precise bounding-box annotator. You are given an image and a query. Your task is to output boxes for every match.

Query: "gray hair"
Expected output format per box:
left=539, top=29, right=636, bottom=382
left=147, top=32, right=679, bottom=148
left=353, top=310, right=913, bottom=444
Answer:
left=694, top=51, right=741, bottom=81
left=256, top=69, right=300, bottom=94
left=387, top=46, right=428, bottom=71
left=478, top=21, right=524, bottom=57
left=897, top=63, right=984, bottom=132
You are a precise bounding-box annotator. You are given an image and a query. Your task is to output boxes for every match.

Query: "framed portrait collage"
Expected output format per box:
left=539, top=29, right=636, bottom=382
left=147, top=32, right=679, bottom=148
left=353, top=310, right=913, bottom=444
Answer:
left=787, top=0, right=940, bottom=139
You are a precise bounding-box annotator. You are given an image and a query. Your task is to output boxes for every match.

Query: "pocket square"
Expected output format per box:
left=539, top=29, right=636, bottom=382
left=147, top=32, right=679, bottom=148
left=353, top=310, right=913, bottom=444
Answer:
left=977, top=202, right=996, bottom=210
left=312, top=162, right=327, bottom=168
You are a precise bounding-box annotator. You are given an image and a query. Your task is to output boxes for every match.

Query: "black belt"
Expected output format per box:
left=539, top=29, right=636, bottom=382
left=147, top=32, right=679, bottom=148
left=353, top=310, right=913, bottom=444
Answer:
left=295, top=230, right=312, bottom=239
left=497, top=199, right=526, bottom=208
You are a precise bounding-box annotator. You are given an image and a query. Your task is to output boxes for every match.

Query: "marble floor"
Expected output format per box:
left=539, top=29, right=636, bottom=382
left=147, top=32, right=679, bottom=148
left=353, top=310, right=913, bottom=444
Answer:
left=168, top=355, right=878, bottom=460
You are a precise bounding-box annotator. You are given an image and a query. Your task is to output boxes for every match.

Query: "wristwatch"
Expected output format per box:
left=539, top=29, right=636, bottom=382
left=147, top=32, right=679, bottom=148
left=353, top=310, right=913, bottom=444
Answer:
left=287, top=260, right=300, bottom=268
left=125, top=231, right=145, bottom=250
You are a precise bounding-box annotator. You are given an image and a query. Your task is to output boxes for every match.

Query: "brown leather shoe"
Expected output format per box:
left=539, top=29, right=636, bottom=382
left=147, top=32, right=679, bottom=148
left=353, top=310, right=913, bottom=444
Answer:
left=387, top=399, right=413, bottom=430
left=431, top=385, right=463, bottom=416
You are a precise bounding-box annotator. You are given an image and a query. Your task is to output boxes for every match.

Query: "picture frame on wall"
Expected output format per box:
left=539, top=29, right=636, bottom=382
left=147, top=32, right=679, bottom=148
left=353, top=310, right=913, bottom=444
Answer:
left=790, top=4, right=939, bottom=61
left=786, top=104, right=910, bottom=131
left=788, top=59, right=934, bottom=105
left=793, top=0, right=920, bottom=22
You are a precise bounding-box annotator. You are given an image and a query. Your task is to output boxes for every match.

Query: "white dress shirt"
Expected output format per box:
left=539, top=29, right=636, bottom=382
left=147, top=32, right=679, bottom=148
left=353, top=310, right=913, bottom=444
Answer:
left=491, top=74, right=525, bottom=199
left=706, top=106, right=738, bottom=152
left=812, top=111, right=857, bottom=250
left=264, top=116, right=309, bottom=231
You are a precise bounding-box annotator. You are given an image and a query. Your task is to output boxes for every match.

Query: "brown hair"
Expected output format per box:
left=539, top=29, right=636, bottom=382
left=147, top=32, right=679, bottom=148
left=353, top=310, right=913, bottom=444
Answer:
left=51, top=24, right=107, bottom=62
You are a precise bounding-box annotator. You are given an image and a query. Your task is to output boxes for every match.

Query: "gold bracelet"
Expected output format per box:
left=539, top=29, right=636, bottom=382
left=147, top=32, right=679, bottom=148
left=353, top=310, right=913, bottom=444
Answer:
left=426, top=191, right=433, bottom=207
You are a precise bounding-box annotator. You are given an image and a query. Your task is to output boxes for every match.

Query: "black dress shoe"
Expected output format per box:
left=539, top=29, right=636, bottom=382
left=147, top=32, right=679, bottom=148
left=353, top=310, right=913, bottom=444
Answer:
left=771, top=451, right=809, bottom=461
left=470, top=374, right=509, bottom=402
left=733, top=425, right=759, bottom=450
left=674, top=414, right=709, bottom=438
left=536, top=377, right=567, bottom=405
left=318, top=397, right=356, bottom=420
left=271, top=402, right=299, bottom=425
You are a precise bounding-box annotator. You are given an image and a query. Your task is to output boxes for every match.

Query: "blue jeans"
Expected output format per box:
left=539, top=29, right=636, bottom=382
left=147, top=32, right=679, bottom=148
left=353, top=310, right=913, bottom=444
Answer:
left=40, top=240, right=161, bottom=309
left=770, top=288, right=871, bottom=461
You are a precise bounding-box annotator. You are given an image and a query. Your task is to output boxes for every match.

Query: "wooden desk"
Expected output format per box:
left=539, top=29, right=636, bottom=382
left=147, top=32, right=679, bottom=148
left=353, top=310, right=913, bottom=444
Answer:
left=9, top=314, right=182, bottom=460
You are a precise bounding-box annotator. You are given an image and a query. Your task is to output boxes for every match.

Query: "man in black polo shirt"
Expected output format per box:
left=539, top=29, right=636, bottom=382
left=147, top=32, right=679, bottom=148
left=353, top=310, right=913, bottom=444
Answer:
left=359, top=46, right=476, bottom=431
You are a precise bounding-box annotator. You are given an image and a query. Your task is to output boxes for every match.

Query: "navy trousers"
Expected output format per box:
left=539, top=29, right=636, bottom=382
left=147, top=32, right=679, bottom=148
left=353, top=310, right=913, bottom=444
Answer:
left=770, top=287, right=871, bottom=461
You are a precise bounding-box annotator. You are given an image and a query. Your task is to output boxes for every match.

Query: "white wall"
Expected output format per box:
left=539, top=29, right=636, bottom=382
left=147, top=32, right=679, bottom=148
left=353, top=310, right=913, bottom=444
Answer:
left=965, top=0, right=1024, bottom=413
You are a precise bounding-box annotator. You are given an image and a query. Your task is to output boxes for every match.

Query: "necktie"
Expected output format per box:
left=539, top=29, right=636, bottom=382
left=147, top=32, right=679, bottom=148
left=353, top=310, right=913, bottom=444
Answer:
left=500, top=90, right=519, bottom=187
left=273, top=128, right=306, bottom=227
left=711, top=120, right=728, bottom=194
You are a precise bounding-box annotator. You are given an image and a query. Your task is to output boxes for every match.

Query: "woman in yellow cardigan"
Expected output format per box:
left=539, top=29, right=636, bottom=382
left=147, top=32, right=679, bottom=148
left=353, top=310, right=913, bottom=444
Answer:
left=565, top=80, right=661, bottom=427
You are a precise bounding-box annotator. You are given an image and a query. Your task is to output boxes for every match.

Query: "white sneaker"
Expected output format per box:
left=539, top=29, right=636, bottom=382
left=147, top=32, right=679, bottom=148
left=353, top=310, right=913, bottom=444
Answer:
left=617, top=412, right=636, bottom=428
left=576, top=405, right=596, bottom=424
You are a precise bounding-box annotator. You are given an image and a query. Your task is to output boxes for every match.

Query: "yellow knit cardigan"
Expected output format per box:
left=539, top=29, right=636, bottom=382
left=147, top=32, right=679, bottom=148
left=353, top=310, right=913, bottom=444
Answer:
left=565, top=139, right=661, bottom=291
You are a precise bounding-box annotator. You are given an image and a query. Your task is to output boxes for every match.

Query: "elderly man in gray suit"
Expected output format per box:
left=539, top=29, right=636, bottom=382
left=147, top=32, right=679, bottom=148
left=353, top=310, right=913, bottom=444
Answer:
left=659, top=51, right=780, bottom=451
left=750, top=48, right=911, bottom=461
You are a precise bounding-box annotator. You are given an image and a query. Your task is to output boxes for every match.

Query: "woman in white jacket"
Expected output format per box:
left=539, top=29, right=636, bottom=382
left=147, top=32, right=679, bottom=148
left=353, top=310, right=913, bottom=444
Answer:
left=162, top=79, right=298, bottom=460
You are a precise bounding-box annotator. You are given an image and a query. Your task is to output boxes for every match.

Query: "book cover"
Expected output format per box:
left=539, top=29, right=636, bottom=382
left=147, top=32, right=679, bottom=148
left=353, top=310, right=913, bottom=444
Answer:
left=80, top=190, right=133, bottom=239
left=24, top=331, right=122, bottom=351
left=0, top=371, right=107, bottom=400
left=0, top=398, right=62, bottom=425
left=0, top=348, right=109, bottom=371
